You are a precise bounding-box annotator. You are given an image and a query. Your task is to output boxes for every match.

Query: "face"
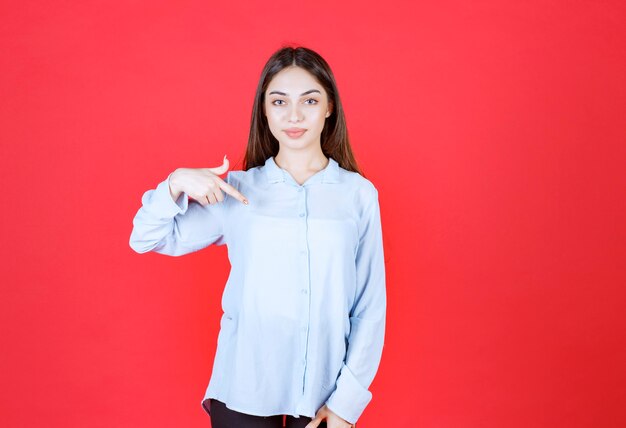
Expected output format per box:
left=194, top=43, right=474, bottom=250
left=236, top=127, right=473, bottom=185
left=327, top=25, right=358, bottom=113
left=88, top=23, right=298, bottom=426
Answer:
left=263, top=66, right=332, bottom=151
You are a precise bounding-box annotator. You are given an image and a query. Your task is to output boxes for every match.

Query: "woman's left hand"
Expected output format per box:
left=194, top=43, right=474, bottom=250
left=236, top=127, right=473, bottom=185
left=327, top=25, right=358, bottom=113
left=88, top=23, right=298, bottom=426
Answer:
left=304, top=404, right=354, bottom=428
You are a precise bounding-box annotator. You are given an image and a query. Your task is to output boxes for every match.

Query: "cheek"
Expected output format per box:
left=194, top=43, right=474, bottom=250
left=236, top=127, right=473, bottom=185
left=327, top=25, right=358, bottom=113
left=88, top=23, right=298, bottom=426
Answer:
left=265, top=111, right=281, bottom=128
left=267, top=107, right=283, bottom=120
left=311, top=111, right=327, bottom=126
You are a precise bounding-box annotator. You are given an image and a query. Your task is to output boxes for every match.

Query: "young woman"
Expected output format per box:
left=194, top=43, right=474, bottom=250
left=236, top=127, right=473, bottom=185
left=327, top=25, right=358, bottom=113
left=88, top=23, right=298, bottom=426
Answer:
left=129, top=46, right=386, bottom=428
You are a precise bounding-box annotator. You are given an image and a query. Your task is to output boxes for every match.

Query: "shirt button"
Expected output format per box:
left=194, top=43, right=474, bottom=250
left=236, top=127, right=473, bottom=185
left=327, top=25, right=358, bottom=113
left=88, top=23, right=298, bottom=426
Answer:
left=297, top=188, right=303, bottom=192
left=301, top=289, right=308, bottom=294
left=299, top=213, right=305, bottom=217
left=300, top=250, right=306, bottom=255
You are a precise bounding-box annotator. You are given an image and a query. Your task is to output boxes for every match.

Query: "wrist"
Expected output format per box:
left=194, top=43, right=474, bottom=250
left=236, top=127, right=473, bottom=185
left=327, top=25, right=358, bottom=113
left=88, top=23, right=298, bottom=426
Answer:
left=168, top=169, right=183, bottom=201
left=168, top=169, right=181, bottom=193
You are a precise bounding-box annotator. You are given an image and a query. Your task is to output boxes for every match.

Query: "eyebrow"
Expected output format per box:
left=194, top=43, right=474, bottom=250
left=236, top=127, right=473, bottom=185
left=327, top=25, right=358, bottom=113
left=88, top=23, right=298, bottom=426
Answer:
left=268, top=89, right=322, bottom=96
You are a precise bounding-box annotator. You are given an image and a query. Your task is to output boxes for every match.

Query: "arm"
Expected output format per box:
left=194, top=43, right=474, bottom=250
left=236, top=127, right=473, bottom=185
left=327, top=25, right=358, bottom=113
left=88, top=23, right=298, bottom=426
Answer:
left=128, top=171, right=228, bottom=256
left=325, top=185, right=387, bottom=424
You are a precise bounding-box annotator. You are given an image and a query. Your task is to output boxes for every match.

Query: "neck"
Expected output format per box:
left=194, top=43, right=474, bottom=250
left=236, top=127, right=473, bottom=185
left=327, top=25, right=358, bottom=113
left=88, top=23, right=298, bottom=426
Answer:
left=274, top=148, right=329, bottom=173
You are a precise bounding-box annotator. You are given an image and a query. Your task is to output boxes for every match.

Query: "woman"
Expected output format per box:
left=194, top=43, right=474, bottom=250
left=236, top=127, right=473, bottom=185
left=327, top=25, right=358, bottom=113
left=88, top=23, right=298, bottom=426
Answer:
left=129, top=46, right=386, bottom=428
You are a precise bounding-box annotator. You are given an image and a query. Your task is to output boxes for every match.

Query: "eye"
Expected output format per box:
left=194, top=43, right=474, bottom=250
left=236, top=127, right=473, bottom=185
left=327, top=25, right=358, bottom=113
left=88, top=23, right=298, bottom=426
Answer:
left=305, top=98, right=318, bottom=104
left=272, top=99, right=285, bottom=105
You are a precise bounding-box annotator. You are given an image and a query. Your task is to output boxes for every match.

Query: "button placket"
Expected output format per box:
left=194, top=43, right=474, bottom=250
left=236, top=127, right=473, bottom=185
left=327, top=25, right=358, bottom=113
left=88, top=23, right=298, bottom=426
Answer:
left=297, top=187, right=310, bottom=303
left=297, top=185, right=311, bottom=393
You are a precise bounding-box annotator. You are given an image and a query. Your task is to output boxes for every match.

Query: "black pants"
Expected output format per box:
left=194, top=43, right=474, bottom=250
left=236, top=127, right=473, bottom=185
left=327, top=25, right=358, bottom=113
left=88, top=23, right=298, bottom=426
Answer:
left=204, top=398, right=328, bottom=428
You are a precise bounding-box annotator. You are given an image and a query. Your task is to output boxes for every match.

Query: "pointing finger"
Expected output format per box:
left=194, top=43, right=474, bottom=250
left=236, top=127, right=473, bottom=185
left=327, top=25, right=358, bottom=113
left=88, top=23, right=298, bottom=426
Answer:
left=218, top=178, right=249, bottom=205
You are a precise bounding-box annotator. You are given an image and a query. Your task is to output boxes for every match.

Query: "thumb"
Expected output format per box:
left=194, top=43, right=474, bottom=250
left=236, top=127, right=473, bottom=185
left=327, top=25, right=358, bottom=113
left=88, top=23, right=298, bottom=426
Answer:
left=206, top=154, right=230, bottom=176
left=304, top=417, right=324, bottom=428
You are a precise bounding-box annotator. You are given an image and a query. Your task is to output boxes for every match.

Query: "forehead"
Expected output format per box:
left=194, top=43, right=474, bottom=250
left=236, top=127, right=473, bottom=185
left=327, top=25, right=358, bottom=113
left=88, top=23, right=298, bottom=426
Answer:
left=266, top=66, right=324, bottom=94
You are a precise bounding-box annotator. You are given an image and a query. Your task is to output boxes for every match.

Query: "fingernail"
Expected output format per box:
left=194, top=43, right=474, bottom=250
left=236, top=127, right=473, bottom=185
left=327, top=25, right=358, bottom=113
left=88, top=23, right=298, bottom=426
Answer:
left=243, top=199, right=248, bottom=205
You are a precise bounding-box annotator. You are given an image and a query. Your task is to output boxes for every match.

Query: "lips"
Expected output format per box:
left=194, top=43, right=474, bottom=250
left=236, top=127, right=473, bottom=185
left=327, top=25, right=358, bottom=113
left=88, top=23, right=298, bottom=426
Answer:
left=284, top=128, right=307, bottom=138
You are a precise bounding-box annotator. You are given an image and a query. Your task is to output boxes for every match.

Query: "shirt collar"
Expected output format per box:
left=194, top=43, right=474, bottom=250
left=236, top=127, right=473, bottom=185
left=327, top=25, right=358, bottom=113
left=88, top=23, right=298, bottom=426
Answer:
left=264, top=156, right=340, bottom=184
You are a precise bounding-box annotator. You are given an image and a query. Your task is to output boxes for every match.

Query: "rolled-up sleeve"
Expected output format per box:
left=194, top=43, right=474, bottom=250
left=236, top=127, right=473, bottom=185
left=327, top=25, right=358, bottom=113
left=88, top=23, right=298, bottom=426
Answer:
left=325, top=186, right=387, bottom=424
left=129, top=172, right=228, bottom=256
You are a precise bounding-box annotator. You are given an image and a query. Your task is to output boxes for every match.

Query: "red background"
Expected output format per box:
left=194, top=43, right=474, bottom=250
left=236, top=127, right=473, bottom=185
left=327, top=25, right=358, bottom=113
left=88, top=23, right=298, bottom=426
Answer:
left=1, top=1, right=625, bottom=427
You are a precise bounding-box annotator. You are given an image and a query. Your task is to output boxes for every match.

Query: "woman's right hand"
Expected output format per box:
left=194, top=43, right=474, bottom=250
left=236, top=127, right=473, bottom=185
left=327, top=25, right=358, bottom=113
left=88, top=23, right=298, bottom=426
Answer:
left=168, top=155, right=249, bottom=206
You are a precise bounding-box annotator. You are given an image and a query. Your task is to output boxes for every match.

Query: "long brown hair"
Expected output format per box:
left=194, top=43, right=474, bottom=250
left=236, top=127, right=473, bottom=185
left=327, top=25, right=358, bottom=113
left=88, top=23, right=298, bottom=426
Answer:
left=242, top=45, right=364, bottom=177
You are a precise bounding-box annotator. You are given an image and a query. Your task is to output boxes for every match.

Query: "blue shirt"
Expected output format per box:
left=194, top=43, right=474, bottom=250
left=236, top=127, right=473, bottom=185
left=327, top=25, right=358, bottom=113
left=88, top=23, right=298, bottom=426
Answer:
left=129, top=155, right=386, bottom=424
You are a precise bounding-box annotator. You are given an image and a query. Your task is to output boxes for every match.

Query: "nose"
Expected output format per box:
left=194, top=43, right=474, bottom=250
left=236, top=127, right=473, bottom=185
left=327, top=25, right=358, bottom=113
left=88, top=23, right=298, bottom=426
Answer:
left=289, top=103, right=302, bottom=123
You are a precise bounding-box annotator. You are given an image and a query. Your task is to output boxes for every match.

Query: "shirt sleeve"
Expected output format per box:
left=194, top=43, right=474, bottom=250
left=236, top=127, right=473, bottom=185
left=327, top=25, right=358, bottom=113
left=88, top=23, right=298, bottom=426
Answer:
left=324, top=185, right=387, bottom=424
left=129, top=171, right=228, bottom=256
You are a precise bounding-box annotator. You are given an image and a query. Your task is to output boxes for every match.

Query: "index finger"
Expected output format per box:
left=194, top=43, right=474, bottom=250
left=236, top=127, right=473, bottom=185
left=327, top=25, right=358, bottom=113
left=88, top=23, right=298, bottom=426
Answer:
left=216, top=177, right=249, bottom=205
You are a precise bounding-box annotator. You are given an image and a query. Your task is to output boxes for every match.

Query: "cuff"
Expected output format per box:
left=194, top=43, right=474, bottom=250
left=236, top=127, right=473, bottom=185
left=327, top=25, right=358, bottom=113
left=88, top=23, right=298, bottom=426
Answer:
left=324, top=363, right=373, bottom=425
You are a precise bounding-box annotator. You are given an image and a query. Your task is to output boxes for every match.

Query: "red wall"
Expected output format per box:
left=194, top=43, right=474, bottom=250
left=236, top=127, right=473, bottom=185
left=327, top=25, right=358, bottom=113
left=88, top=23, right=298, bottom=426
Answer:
left=1, top=1, right=624, bottom=427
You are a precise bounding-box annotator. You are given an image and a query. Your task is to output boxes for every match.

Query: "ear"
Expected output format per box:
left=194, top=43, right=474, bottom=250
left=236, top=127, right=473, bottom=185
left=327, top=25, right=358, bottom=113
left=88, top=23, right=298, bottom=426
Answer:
left=326, top=101, right=333, bottom=118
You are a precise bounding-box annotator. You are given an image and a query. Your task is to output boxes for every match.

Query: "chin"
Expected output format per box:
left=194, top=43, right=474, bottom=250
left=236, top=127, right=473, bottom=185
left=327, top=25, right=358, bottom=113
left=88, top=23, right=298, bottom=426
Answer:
left=280, top=141, right=309, bottom=150
left=278, top=134, right=311, bottom=145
